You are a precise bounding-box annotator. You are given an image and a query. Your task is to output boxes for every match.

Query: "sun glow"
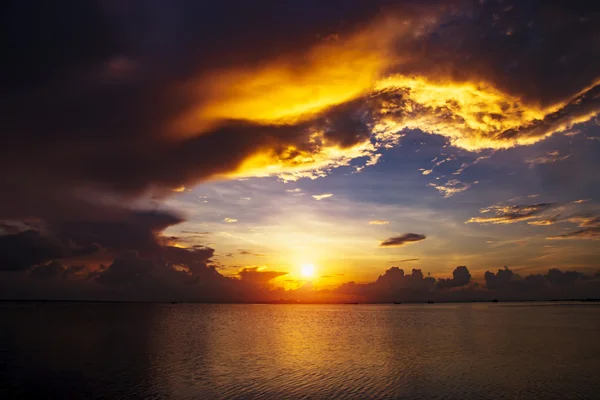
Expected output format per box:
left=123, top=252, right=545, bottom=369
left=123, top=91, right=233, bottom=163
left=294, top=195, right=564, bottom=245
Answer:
left=301, top=264, right=316, bottom=278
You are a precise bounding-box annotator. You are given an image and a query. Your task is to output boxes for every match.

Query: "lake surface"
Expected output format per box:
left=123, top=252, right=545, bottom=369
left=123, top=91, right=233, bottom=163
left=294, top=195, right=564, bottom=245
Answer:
left=1, top=303, right=599, bottom=399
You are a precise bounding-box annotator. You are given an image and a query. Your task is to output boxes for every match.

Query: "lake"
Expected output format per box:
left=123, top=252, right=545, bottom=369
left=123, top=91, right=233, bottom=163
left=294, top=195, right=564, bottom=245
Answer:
left=1, top=303, right=599, bottom=399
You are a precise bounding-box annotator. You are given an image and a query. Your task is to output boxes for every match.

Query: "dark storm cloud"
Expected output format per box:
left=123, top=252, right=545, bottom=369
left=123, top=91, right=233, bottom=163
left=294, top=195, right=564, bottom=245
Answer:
left=0, top=230, right=96, bottom=271
left=53, top=210, right=184, bottom=255
left=0, top=208, right=185, bottom=273
left=380, top=233, right=426, bottom=247
left=1, top=1, right=600, bottom=302
left=0, top=0, right=390, bottom=217
left=1, top=1, right=599, bottom=224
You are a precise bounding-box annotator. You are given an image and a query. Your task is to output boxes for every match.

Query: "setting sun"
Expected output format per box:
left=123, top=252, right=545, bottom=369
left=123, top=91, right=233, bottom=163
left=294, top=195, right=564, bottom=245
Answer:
left=301, top=264, right=316, bottom=278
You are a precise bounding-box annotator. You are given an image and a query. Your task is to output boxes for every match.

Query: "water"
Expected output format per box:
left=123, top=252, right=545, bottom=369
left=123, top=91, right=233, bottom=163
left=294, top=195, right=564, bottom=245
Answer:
left=1, top=303, right=599, bottom=399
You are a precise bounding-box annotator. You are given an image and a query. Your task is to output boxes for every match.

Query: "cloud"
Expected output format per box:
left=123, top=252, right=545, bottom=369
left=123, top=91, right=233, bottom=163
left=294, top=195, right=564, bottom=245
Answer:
left=238, top=249, right=265, bottom=257
left=223, top=217, right=238, bottom=223
left=429, top=179, right=478, bottom=198
left=528, top=216, right=561, bottom=226
left=333, top=267, right=437, bottom=303
left=566, top=215, right=600, bottom=228
left=1, top=2, right=600, bottom=302
left=452, top=154, right=493, bottom=176
left=380, top=233, right=426, bottom=247
left=391, top=258, right=420, bottom=263
left=484, top=267, right=519, bottom=291
left=481, top=267, right=600, bottom=300
left=2, top=1, right=599, bottom=227
left=3, top=257, right=600, bottom=303
left=422, top=155, right=455, bottom=176
left=368, top=220, right=390, bottom=225
left=95, top=252, right=156, bottom=286
left=525, top=150, right=571, bottom=167
left=437, top=266, right=472, bottom=289
left=0, top=229, right=99, bottom=271
left=312, top=193, right=333, bottom=200
left=547, top=227, right=600, bottom=240
left=466, top=203, right=557, bottom=224
left=469, top=203, right=600, bottom=235
left=237, top=267, right=288, bottom=285
left=29, top=261, right=69, bottom=280
left=0, top=230, right=66, bottom=271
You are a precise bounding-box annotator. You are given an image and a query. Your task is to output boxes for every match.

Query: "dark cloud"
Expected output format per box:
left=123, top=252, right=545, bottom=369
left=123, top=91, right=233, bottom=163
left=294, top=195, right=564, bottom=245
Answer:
left=0, top=230, right=70, bottom=271
left=238, top=267, right=288, bottom=285
left=29, top=261, right=67, bottom=280
left=95, top=252, right=156, bottom=286
left=380, top=233, right=426, bottom=247
left=334, top=267, right=437, bottom=303
left=53, top=210, right=184, bottom=255
left=1, top=1, right=598, bottom=226
left=2, top=260, right=599, bottom=303
left=482, top=266, right=599, bottom=300
left=437, top=266, right=471, bottom=289
left=1, top=1, right=600, bottom=302
left=484, top=267, right=517, bottom=290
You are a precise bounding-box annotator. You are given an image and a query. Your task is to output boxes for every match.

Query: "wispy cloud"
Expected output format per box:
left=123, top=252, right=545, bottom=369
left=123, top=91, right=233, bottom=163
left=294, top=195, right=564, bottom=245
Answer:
left=369, top=220, right=390, bottom=225
left=312, top=193, right=333, bottom=200
left=239, top=249, right=266, bottom=257
left=547, top=227, right=600, bottom=240
left=430, top=179, right=478, bottom=198
left=452, top=153, right=493, bottom=175
left=525, top=150, right=571, bottom=167
left=467, top=203, right=556, bottom=224
left=224, top=217, right=238, bottom=223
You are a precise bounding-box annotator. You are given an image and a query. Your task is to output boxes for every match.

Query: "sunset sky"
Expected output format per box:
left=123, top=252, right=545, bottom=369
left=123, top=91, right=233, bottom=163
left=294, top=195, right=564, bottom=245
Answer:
left=1, top=0, right=599, bottom=302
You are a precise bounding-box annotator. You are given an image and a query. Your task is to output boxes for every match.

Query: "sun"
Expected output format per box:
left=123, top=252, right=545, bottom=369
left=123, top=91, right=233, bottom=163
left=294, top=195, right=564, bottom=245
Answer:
left=301, top=264, right=316, bottom=278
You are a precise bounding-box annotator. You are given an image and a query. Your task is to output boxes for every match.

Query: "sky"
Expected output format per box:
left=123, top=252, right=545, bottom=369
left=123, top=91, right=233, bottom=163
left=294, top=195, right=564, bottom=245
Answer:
left=1, top=0, right=599, bottom=302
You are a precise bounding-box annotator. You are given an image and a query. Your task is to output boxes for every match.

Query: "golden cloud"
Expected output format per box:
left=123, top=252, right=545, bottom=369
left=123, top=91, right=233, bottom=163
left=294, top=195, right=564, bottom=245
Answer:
left=369, top=220, right=390, bottom=225
left=170, top=6, right=600, bottom=183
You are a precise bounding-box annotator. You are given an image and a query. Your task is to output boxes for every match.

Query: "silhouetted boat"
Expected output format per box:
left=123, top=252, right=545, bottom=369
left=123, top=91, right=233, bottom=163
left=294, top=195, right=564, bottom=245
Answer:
left=393, top=301, right=402, bottom=304
left=492, top=299, right=499, bottom=303
left=427, top=300, right=435, bottom=304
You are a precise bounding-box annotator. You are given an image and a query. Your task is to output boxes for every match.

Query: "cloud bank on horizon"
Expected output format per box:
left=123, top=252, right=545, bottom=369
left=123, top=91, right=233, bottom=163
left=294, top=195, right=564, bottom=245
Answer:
left=1, top=0, right=600, bottom=302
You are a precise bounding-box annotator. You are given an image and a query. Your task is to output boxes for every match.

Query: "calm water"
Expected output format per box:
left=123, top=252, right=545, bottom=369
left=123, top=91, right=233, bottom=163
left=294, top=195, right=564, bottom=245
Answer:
left=1, top=303, right=599, bottom=399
